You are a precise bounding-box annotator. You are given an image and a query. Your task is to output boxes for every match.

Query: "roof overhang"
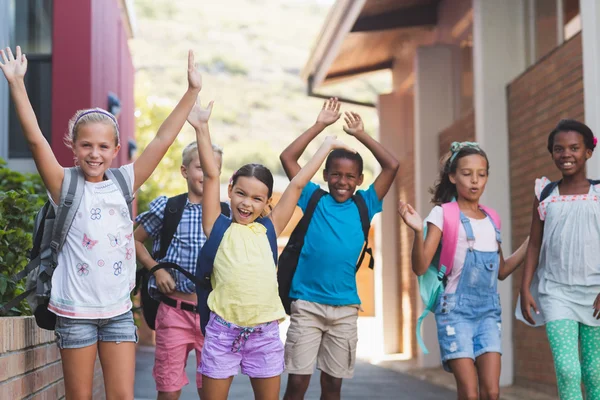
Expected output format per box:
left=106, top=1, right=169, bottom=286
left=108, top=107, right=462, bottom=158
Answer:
left=303, top=0, right=440, bottom=88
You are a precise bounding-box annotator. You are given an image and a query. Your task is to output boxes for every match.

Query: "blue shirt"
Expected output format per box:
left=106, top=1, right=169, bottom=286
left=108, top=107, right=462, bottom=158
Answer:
left=289, top=182, right=382, bottom=306
left=136, top=195, right=218, bottom=294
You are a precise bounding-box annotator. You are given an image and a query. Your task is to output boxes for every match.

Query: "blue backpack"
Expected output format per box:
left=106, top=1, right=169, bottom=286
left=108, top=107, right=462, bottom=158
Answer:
left=194, top=214, right=278, bottom=335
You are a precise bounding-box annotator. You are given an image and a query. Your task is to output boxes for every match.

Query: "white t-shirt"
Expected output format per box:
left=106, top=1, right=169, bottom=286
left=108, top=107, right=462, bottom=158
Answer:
left=47, top=164, right=136, bottom=319
left=425, top=206, right=499, bottom=293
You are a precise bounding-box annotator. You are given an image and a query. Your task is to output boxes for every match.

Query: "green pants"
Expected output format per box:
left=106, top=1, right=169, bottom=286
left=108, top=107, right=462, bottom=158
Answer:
left=546, top=319, right=600, bottom=400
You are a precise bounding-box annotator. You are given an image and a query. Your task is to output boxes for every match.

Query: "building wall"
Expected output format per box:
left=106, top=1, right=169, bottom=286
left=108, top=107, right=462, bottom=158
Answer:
left=508, top=33, right=583, bottom=394
left=0, top=317, right=105, bottom=400
left=52, top=0, right=134, bottom=167
left=438, top=109, right=475, bottom=158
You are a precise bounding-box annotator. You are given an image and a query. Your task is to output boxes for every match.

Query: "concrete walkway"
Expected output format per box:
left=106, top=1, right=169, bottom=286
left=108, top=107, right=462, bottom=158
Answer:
left=134, top=346, right=455, bottom=399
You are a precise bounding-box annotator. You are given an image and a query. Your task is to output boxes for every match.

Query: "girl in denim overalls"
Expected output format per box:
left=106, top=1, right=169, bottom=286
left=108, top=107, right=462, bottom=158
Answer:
left=519, top=119, right=600, bottom=400
left=398, top=142, right=528, bottom=399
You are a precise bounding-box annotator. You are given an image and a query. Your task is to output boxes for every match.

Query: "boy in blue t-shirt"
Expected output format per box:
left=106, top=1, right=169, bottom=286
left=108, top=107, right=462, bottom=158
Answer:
left=280, top=98, right=399, bottom=400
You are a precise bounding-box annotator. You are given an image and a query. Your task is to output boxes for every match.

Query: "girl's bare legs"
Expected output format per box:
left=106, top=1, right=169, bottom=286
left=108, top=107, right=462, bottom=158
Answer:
left=60, top=345, right=98, bottom=399
left=447, top=358, right=479, bottom=400
left=476, top=352, right=501, bottom=400
left=202, top=376, right=234, bottom=400
left=98, top=341, right=136, bottom=400
left=250, top=376, right=281, bottom=400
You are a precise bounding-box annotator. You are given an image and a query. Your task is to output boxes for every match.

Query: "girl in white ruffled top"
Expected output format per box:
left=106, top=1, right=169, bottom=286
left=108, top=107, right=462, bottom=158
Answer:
left=519, top=119, right=600, bottom=400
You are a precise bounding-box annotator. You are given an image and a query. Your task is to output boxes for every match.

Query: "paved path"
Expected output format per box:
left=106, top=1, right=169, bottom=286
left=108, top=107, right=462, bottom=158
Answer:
left=134, top=346, right=454, bottom=399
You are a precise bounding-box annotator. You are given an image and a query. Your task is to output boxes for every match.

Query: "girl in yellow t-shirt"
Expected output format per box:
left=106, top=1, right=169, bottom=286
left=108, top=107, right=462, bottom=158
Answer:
left=187, top=99, right=353, bottom=399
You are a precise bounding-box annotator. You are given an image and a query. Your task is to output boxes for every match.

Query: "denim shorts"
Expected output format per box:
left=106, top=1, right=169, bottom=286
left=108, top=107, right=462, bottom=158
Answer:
left=55, top=310, right=138, bottom=349
left=435, top=293, right=502, bottom=372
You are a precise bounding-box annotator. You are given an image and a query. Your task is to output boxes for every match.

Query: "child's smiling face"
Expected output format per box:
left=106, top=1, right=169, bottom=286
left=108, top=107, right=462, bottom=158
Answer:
left=450, top=154, right=488, bottom=203
left=72, top=122, right=120, bottom=182
left=323, top=158, right=364, bottom=203
left=228, top=176, right=270, bottom=225
left=551, top=130, right=592, bottom=177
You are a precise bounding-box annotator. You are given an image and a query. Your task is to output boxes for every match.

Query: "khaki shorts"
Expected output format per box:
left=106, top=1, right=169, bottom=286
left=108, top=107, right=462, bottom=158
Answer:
left=284, top=299, right=359, bottom=379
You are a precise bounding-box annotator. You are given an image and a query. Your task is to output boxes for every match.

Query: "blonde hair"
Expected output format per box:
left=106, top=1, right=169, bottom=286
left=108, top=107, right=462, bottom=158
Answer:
left=182, top=141, right=224, bottom=166
left=64, top=108, right=120, bottom=149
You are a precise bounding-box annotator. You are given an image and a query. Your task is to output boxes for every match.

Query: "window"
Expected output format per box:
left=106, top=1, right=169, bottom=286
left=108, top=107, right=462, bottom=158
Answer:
left=8, top=0, right=52, bottom=158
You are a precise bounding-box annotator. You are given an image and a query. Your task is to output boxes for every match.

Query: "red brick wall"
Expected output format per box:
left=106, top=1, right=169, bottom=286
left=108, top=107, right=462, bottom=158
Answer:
left=507, top=33, right=583, bottom=394
left=0, top=317, right=105, bottom=399
left=438, top=109, right=475, bottom=158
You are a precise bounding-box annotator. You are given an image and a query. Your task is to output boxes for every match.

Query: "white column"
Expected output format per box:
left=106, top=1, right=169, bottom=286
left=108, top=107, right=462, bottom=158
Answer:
left=581, top=0, right=600, bottom=178
left=473, top=0, right=527, bottom=387
left=414, top=44, right=461, bottom=367
left=0, top=0, right=10, bottom=161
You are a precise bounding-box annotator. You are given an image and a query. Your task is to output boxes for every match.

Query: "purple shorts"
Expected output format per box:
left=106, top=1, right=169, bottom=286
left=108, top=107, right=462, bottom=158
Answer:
left=199, top=313, right=284, bottom=379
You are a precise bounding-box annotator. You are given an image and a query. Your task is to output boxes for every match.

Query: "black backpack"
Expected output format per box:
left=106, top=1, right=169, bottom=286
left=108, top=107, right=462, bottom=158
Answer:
left=539, top=179, right=600, bottom=202
left=277, top=188, right=373, bottom=315
left=136, top=193, right=230, bottom=330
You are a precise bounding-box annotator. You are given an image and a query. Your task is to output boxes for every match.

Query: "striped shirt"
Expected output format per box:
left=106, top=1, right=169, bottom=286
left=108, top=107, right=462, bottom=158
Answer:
left=136, top=195, right=214, bottom=294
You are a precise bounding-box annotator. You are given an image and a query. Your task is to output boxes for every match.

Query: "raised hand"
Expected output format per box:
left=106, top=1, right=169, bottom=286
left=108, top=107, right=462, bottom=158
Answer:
left=187, top=99, right=214, bottom=129
left=323, top=135, right=356, bottom=153
left=0, top=46, right=28, bottom=83
left=187, top=50, right=202, bottom=91
left=316, top=97, right=341, bottom=126
left=398, top=200, right=423, bottom=232
left=343, top=111, right=365, bottom=136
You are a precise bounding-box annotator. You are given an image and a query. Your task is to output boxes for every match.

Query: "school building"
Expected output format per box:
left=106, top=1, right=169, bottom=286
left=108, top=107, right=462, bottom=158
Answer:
left=0, top=0, right=136, bottom=173
left=303, top=0, right=596, bottom=394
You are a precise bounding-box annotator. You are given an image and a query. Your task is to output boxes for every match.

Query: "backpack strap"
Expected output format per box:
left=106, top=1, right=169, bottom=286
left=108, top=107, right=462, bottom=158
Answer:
left=539, top=180, right=560, bottom=203
left=256, top=216, right=278, bottom=265
left=439, top=202, right=460, bottom=277
left=196, top=215, right=233, bottom=290
left=540, top=179, right=600, bottom=203
left=42, top=168, right=85, bottom=283
left=479, top=205, right=502, bottom=231
left=155, top=193, right=188, bottom=260
left=105, top=168, right=134, bottom=219
left=285, top=188, right=326, bottom=256
left=196, top=214, right=232, bottom=335
left=353, top=193, right=374, bottom=270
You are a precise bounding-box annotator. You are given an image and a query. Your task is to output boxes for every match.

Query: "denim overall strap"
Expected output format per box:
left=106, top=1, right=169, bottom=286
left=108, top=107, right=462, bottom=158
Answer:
left=482, top=209, right=502, bottom=246
left=459, top=212, right=476, bottom=251
left=454, top=212, right=501, bottom=297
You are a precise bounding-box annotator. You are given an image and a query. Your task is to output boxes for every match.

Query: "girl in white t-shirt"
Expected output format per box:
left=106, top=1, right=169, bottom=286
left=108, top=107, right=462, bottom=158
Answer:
left=398, top=142, right=528, bottom=400
left=0, top=46, right=202, bottom=399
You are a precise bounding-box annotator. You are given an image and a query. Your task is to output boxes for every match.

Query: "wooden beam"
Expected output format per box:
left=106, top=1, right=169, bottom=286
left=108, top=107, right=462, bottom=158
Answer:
left=324, top=60, right=393, bottom=81
left=351, top=3, right=438, bottom=33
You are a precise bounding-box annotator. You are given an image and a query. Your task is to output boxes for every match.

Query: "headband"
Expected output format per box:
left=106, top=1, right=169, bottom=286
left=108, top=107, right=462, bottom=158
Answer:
left=449, top=141, right=481, bottom=164
left=73, top=109, right=119, bottom=130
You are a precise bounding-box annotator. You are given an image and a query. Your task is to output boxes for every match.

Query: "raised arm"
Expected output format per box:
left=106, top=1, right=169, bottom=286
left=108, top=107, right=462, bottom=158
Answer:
left=398, top=201, right=441, bottom=276
left=343, top=112, right=399, bottom=200
left=0, top=46, right=63, bottom=202
left=188, top=100, right=219, bottom=238
left=279, top=98, right=341, bottom=180
left=520, top=196, right=544, bottom=324
left=270, top=136, right=354, bottom=236
left=498, top=236, right=529, bottom=280
left=133, top=50, right=202, bottom=192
